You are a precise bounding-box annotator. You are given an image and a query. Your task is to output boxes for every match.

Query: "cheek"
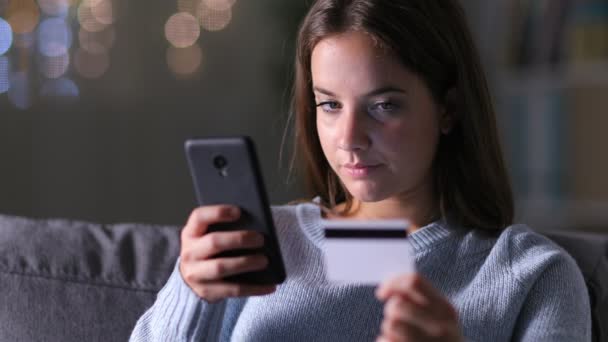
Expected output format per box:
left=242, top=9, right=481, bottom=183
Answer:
left=374, top=121, right=440, bottom=168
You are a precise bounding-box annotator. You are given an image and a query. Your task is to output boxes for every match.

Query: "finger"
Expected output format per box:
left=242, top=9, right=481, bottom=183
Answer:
left=183, top=205, right=240, bottom=238
left=376, top=274, right=428, bottom=305
left=191, top=282, right=277, bottom=302
left=380, top=316, right=428, bottom=342
left=384, top=296, right=448, bottom=338
left=377, top=274, right=455, bottom=315
left=185, top=254, right=269, bottom=282
left=183, top=230, right=265, bottom=261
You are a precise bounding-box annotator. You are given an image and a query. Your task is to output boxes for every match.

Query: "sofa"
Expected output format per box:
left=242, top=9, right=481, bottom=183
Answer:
left=0, top=213, right=606, bottom=342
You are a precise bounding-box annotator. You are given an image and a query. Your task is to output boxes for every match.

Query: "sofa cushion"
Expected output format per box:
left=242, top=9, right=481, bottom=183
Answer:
left=1, top=212, right=606, bottom=341
left=0, top=214, right=181, bottom=342
left=543, top=231, right=608, bottom=342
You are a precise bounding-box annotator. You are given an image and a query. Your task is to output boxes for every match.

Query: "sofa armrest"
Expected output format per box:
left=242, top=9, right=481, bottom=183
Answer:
left=0, top=214, right=181, bottom=342
left=543, top=231, right=608, bottom=342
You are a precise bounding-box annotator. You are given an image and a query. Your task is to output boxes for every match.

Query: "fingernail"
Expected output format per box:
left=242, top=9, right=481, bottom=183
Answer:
left=375, top=286, right=385, bottom=299
left=229, top=206, right=240, bottom=217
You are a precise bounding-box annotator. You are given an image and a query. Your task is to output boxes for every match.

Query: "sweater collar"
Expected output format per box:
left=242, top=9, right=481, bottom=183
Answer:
left=296, top=197, right=457, bottom=254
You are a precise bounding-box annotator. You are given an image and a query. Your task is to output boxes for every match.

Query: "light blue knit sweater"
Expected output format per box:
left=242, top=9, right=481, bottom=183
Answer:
left=130, top=201, right=591, bottom=341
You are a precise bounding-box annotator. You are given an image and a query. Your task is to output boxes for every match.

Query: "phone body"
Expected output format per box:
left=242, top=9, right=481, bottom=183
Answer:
left=185, top=136, right=286, bottom=285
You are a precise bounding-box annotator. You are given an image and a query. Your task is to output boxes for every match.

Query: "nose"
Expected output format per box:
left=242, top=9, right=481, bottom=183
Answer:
left=337, top=108, right=370, bottom=151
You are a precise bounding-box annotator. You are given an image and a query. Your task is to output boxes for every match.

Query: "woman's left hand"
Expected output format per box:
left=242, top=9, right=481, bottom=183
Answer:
left=375, top=274, right=463, bottom=342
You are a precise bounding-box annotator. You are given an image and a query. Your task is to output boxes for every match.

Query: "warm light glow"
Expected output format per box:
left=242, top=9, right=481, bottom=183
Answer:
left=91, top=0, right=114, bottom=25
left=0, top=56, right=9, bottom=94
left=202, top=0, right=236, bottom=11
left=74, top=47, right=110, bottom=78
left=39, top=53, right=70, bottom=79
left=6, top=0, right=40, bottom=34
left=165, top=12, right=200, bottom=48
left=78, top=1, right=108, bottom=32
left=166, top=45, right=202, bottom=76
left=37, top=0, right=70, bottom=17
left=8, top=71, right=33, bottom=109
left=7, top=10, right=41, bottom=35
left=0, top=18, right=12, bottom=55
left=41, top=77, right=79, bottom=99
left=38, top=18, right=73, bottom=57
left=78, top=27, right=115, bottom=54
left=198, top=4, right=232, bottom=32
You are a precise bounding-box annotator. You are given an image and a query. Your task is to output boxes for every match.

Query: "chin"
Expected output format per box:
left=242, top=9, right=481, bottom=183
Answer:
left=345, top=183, right=391, bottom=203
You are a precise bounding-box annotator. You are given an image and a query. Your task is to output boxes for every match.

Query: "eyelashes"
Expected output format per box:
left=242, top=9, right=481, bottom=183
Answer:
left=315, top=100, right=401, bottom=119
left=316, top=101, right=341, bottom=113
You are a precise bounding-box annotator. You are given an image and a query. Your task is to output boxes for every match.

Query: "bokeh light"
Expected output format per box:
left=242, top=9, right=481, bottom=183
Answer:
left=0, top=18, right=13, bottom=55
left=198, top=4, right=232, bottom=32
left=38, top=0, right=71, bottom=17
left=91, top=0, right=114, bottom=25
left=8, top=71, right=33, bottom=109
left=79, top=27, right=115, bottom=54
left=7, top=9, right=41, bottom=35
left=165, top=12, right=200, bottom=48
left=78, top=1, right=108, bottom=33
left=166, top=44, right=202, bottom=76
left=202, top=0, right=236, bottom=11
left=0, top=56, right=9, bottom=93
left=0, top=0, right=125, bottom=108
left=39, top=53, right=70, bottom=79
left=38, top=18, right=73, bottom=57
left=41, top=77, right=79, bottom=100
left=74, top=47, right=110, bottom=79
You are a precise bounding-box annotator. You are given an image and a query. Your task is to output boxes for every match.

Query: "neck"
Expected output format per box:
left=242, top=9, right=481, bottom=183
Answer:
left=328, top=179, right=440, bottom=233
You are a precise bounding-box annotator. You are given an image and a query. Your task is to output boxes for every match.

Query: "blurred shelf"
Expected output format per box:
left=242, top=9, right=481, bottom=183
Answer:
left=516, top=198, right=608, bottom=232
left=496, top=60, right=608, bottom=94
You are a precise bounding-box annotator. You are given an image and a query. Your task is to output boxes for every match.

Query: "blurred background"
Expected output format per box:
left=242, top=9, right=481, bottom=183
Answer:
left=0, top=0, right=607, bottom=231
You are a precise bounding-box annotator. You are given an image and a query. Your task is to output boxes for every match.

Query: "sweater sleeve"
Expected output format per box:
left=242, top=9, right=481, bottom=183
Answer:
left=129, top=259, right=227, bottom=342
left=510, top=230, right=592, bottom=342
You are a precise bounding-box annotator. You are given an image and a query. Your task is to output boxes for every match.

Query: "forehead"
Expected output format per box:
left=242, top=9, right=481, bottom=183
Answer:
left=310, top=31, right=413, bottom=94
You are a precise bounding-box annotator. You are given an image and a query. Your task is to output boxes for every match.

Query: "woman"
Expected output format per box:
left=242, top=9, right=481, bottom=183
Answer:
left=131, top=1, right=591, bottom=341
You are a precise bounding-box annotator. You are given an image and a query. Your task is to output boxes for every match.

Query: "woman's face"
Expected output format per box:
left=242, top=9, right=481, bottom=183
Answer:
left=312, top=31, right=449, bottom=204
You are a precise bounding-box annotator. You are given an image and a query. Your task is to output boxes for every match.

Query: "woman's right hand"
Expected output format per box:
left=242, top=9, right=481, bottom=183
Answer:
left=179, top=205, right=277, bottom=303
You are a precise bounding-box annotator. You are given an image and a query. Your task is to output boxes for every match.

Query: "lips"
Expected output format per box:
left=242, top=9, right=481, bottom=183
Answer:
left=343, top=163, right=380, bottom=169
left=342, top=163, right=382, bottom=178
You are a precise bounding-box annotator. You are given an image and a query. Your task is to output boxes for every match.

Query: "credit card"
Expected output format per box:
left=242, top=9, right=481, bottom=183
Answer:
left=322, top=219, right=415, bottom=285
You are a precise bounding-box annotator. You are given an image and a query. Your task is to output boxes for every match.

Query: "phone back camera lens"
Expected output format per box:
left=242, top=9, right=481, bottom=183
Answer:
left=213, top=155, right=227, bottom=169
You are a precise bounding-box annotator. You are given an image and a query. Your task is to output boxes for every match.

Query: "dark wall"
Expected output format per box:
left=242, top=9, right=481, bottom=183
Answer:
left=0, top=0, right=309, bottom=225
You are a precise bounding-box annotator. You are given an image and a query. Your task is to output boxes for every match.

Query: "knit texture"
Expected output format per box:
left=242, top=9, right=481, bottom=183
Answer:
left=130, top=201, right=591, bottom=341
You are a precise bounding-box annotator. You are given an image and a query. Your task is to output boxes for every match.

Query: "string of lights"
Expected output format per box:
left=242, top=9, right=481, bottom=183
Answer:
left=0, top=0, right=236, bottom=109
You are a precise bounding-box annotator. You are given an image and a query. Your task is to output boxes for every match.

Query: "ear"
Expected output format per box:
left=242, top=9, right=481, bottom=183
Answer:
left=440, top=87, right=458, bottom=135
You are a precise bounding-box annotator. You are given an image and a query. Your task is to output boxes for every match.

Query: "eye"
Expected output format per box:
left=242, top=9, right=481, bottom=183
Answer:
left=316, top=101, right=341, bottom=113
left=371, top=101, right=397, bottom=112
left=368, top=101, right=400, bottom=121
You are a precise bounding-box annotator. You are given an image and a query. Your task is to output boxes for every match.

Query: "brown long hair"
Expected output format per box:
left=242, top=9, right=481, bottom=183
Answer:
left=285, top=0, right=513, bottom=231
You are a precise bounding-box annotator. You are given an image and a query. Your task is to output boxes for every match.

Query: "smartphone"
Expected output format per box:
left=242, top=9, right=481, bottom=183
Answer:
left=184, top=136, right=286, bottom=285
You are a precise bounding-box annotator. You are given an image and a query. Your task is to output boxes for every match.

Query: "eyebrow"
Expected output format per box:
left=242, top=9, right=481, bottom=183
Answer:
left=313, top=86, right=406, bottom=97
